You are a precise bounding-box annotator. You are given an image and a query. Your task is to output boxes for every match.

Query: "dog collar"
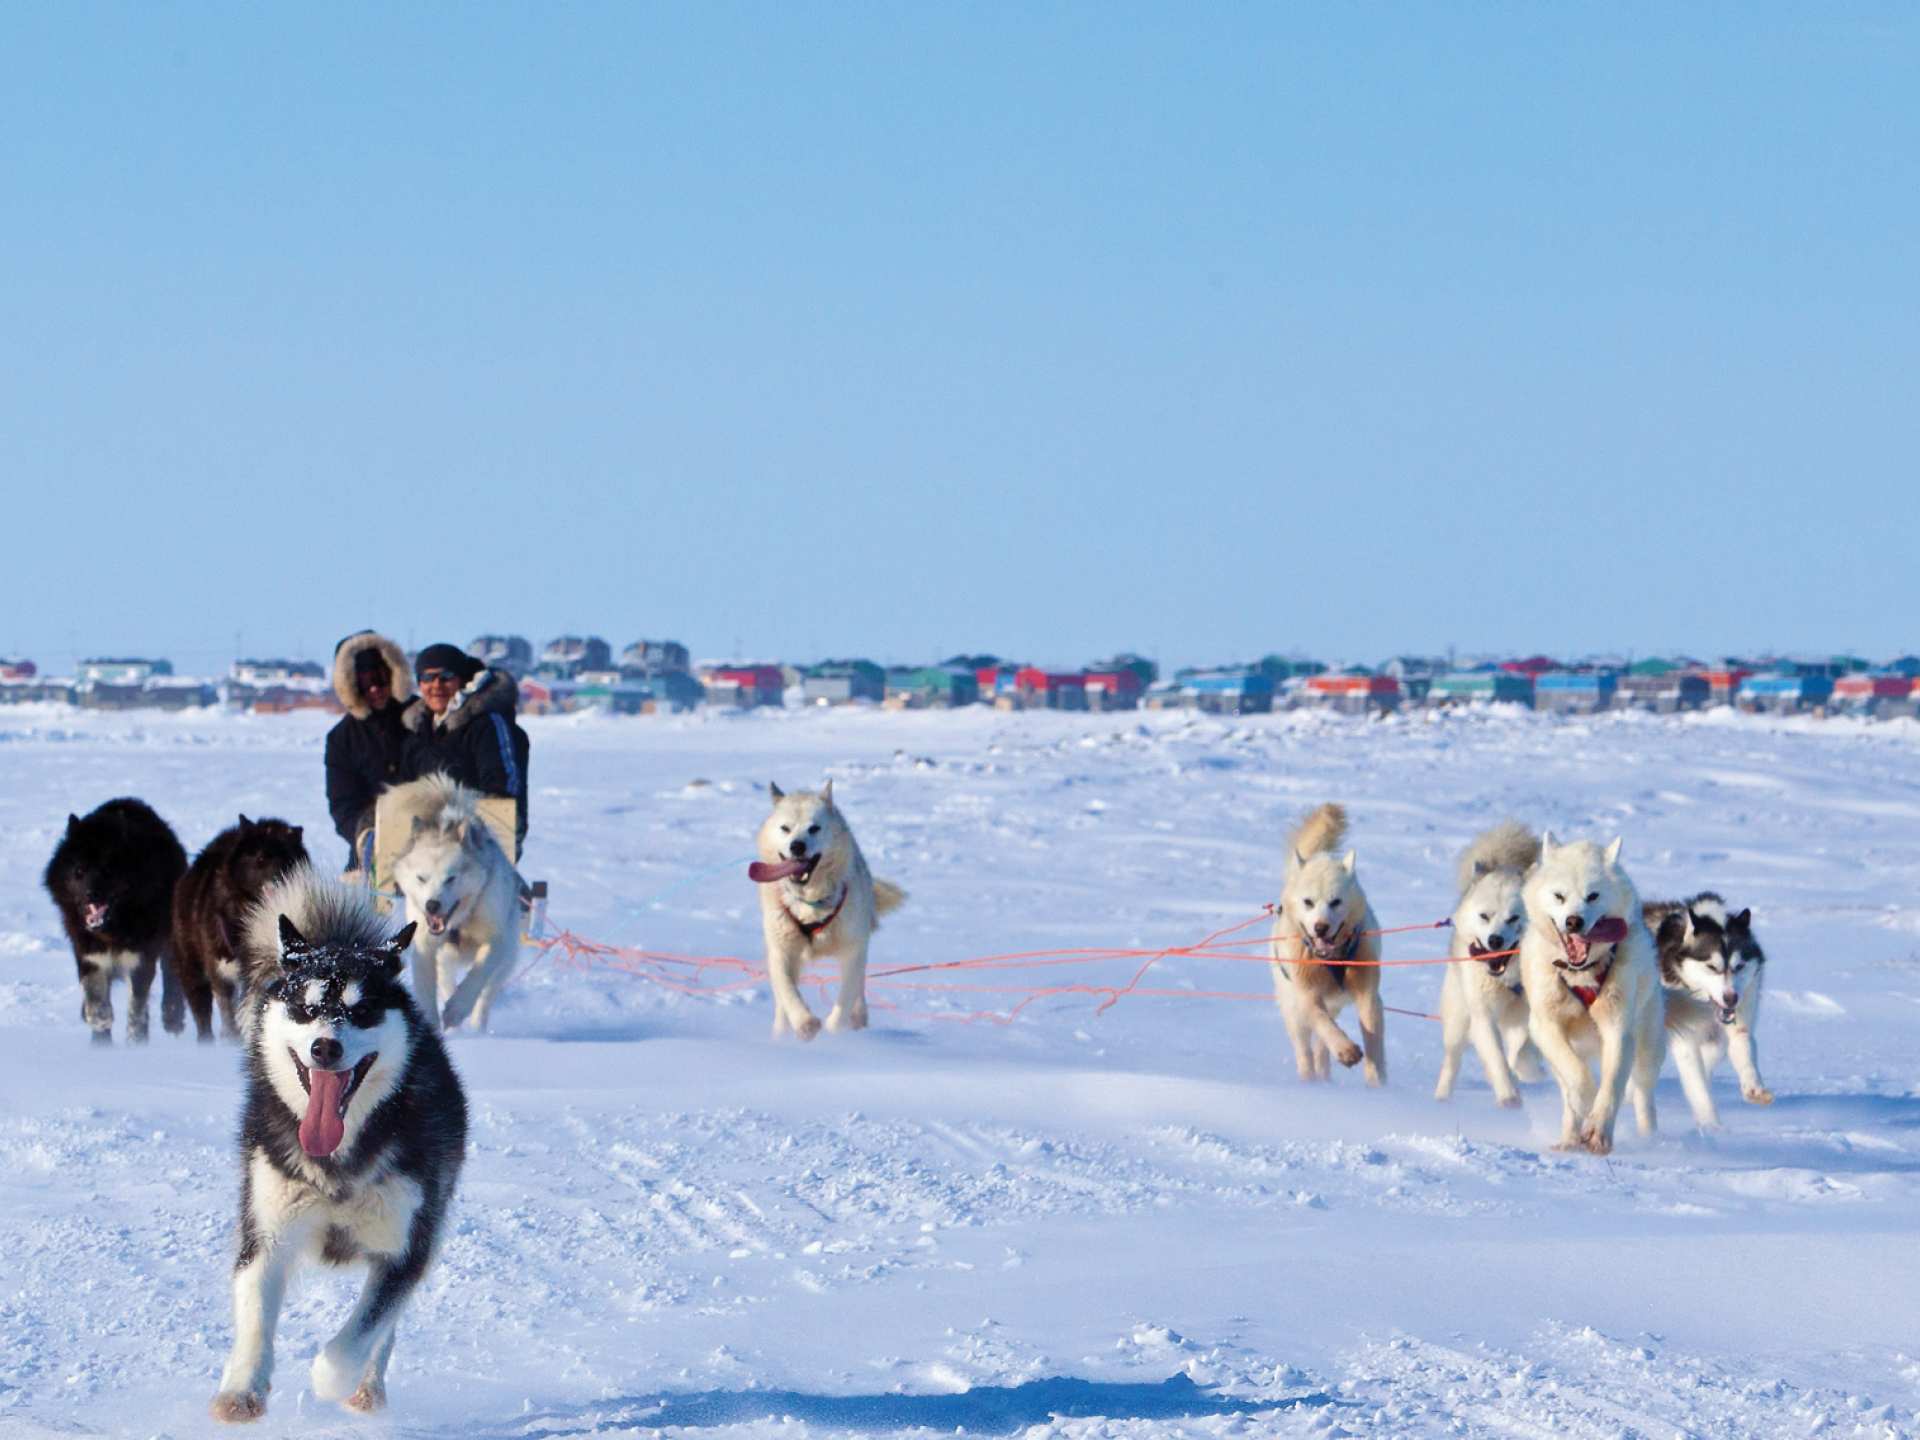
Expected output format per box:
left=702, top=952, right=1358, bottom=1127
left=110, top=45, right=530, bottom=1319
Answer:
left=787, top=886, right=847, bottom=941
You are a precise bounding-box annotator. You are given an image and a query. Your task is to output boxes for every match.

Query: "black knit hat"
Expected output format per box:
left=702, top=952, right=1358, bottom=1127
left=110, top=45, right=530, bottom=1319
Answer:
left=414, top=643, right=482, bottom=683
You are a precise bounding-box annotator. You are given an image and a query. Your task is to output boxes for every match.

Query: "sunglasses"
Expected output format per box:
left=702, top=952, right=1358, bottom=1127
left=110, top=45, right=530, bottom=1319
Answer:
left=418, top=669, right=462, bottom=686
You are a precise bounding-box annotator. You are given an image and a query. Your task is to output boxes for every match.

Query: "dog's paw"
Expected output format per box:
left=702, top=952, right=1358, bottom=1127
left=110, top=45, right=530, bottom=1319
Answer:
left=210, top=1389, right=267, bottom=1423
left=795, top=1015, right=822, bottom=1042
left=1743, top=1085, right=1774, bottom=1106
left=346, top=1379, right=387, bottom=1414
left=1334, top=1041, right=1362, bottom=1068
left=1580, top=1125, right=1614, bottom=1156
left=1496, top=1093, right=1523, bottom=1110
left=311, top=1344, right=360, bottom=1403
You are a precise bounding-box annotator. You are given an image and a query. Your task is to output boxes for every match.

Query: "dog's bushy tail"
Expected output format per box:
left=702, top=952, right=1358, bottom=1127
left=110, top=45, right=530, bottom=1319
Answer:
left=1287, top=803, right=1348, bottom=870
left=1456, top=820, right=1540, bottom=894
left=872, top=879, right=907, bottom=917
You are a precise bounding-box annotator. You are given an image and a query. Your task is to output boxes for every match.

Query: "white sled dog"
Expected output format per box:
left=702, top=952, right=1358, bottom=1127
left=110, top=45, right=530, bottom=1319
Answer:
left=751, top=781, right=905, bottom=1039
left=387, top=774, right=521, bottom=1030
left=211, top=865, right=465, bottom=1422
left=1646, top=892, right=1771, bottom=1128
left=1519, top=834, right=1665, bottom=1154
left=1269, top=803, right=1386, bottom=1085
left=1435, top=821, right=1544, bottom=1107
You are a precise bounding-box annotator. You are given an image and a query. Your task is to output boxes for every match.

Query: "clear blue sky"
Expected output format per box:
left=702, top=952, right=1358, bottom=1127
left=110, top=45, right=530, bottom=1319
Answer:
left=3, top=4, right=1914, bottom=673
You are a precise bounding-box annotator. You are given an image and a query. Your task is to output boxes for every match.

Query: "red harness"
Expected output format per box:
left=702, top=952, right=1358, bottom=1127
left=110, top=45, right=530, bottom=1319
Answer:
left=786, top=886, right=847, bottom=942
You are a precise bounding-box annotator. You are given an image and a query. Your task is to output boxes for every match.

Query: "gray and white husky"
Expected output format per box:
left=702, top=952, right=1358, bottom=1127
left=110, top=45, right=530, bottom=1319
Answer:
left=388, top=774, right=522, bottom=1030
left=1646, top=892, right=1772, bottom=1128
left=211, top=865, right=466, bottom=1422
left=751, top=781, right=905, bottom=1039
left=1435, top=821, right=1544, bottom=1107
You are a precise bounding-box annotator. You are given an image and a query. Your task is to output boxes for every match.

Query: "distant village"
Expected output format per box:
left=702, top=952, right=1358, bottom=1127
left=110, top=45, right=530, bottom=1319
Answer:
left=3, top=638, right=1918, bottom=719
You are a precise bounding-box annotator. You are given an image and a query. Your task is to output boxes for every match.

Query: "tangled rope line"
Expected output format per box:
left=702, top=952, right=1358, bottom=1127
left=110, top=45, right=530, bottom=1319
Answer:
left=522, top=899, right=1509, bottom=1026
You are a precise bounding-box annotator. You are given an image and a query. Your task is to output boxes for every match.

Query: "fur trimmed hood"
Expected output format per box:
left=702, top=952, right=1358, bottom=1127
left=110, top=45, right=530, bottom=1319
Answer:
left=333, top=632, right=414, bottom=719
left=402, top=666, right=518, bottom=734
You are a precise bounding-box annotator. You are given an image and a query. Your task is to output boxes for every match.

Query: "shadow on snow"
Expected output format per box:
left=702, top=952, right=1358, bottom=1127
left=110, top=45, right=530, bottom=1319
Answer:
left=469, top=1373, right=1339, bottom=1436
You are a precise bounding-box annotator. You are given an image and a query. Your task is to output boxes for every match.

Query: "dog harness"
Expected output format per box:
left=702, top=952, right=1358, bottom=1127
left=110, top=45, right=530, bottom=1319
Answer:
left=1285, top=928, right=1360, bottom=987
left=786, top=886, right=847, bottom=942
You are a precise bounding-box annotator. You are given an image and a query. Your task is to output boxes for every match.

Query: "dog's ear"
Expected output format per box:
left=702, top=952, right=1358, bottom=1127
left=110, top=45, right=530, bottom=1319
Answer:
left=1339, top=849, right=1357, bottom=876
left=291, top=826, right=303, bottom=843
left=1292, top=848, right=1307, bottom=869
left=1730, top=907, right=1752, bottom=932
left=768, top=781, right=785, bottom=802
left=1655, top=909, right=1688, bottom=950
left=410, top=814, right=430, bottom=836
left=1472, top=859, right=1492, bottom=878
left=380, top=922, right=416, bottom=976
left=464, top=823, right=486, bottom=852
left=821, top=779, right=834, bottom=807
left=67, top=813, right=81, bottom=836
left=445, top=819, right=468, bottom=845
left=238, top=814, right=253, bottom=830
left=277, top=914, right=313, bottom=965
left=1603, top=836, right=1624, bottom=867
left=1540, top=830, right=1558, bottom=857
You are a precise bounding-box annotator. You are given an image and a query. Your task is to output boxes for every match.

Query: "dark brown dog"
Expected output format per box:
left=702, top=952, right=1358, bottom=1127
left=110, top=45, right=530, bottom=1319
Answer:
left=171, top=815, right=309, bottom=1039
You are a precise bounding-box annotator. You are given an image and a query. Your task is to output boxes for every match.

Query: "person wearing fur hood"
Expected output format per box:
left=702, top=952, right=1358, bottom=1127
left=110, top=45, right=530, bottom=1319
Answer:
left=323, top=631, right=414, bottom=869
left=401, top=642, right=531, bottom=859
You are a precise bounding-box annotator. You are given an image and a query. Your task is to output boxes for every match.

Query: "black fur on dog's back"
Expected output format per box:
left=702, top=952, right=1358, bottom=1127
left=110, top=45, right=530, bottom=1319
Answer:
left=43, top=798, right=188, bottom=1040
left=171, top=815, right=309, bottom=1041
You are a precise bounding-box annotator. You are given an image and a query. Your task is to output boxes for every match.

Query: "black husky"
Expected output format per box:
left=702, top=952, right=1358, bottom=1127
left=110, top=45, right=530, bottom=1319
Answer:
left=171, top=815, right=309, bottom=1040
left=43, top=798, right=188, bottom=1042
left=211, top=864, right=466, bottom=1423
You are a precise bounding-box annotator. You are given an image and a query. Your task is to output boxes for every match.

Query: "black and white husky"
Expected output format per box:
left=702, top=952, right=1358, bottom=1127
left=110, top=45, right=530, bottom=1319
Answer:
left=1646, top=892, right=1772, bottom=1128
left=211, top=865, right=466, bottom=1423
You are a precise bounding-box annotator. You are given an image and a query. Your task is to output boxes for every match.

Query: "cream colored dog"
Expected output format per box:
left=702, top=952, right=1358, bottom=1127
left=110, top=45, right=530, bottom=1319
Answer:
left=752, top=782, right=905, bottom=1039
left=1435, top=821, right=1543, bottom=1108
left=1269, top=803, right=1385, bottom=1085
left=1519, top=834, right=1665, bottom=1153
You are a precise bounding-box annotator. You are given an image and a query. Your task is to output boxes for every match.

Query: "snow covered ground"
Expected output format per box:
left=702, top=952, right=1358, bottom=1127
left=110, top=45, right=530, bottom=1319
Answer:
left=2, top=702, right=1918, bottom=1439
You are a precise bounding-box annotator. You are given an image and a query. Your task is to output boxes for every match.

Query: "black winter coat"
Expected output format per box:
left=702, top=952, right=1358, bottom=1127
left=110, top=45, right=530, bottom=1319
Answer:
left=399, top=668, right=531, bottom=857
left=323, top=632, right=417, bottom=866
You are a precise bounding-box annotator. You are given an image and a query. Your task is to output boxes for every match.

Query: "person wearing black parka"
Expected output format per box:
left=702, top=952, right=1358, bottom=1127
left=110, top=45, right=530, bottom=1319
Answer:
left=323, top=631, right=414, bottom=870
left=399, top=642, right=532, bottom=860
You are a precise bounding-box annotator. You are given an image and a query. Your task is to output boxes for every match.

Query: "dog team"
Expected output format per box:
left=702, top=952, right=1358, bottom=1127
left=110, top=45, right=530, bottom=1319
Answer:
left=41, top=777, right=1767, bottom=1422
left=1271, top=801, right=1770, bottom=1154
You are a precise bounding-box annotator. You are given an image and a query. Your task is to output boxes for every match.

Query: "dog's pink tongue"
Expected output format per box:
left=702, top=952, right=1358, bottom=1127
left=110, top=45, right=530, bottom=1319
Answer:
left=299, top=1070, right=348, bottom=1158
left=1588, top=916, right=1629, bottom=945
left=749, top=859, right=808, bottom=883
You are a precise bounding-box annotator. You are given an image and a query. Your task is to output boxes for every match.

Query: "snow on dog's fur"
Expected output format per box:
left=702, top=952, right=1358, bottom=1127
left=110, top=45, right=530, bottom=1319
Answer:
left=387, top=774, right=521, bottom=1031
left=1519, top=834, right=1665, bottom=1154
left=211, top=865, right=465, bottom=1423
left=1435, top=821, right=1543, bottom=1107
left=753, top=781, right=905, bottom=1040
left=1268, top=803, right=1385, bottom=1085
left=1647, top=892, right=1771, bottom=1128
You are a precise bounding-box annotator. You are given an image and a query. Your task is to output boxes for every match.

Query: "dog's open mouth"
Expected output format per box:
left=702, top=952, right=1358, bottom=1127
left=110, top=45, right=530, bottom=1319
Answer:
left=1468, top=942, right=1512, bottom=977
left=83, top=902, right=109, bottom=931
left=290, top=1050, right=379, bottom=1159
left=1556, top=915, right=1627, bottom=970
left=425, top=912, right=450, bottom=936
left=1302, top=927, right=1349, bottom=961
left=1718, top=998, right=1739, bottom=1025
left=749, top=855, right=819, bottom=885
